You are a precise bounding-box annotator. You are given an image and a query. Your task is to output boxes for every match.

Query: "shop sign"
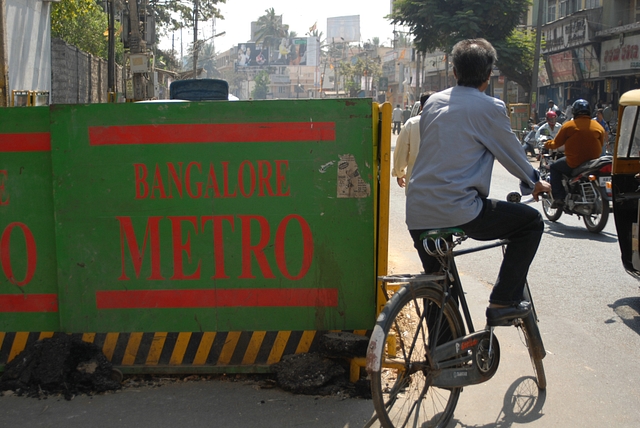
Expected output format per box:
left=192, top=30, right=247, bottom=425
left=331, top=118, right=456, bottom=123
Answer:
left=547, top=51, right=580, bottom=84
left=542, top=17, right=588, bottom=54
left=576, top=45, right=600, bottom=79
left=538, top=60, right=550, bottom=87
left=601, top=34, right=640, bottom=73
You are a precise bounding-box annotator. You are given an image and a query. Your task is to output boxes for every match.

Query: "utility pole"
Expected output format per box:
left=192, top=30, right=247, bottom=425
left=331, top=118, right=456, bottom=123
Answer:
left=193, top=0, right=198, bottom=78
left=107, top=0, right=116, bottom=100
left=0, top=0, right=9, bottom=106
left=415, top=51, right=421, bottom=101
left=530, top=0, right=545, bottom=123
left=128, top=0, right=147, bottom=100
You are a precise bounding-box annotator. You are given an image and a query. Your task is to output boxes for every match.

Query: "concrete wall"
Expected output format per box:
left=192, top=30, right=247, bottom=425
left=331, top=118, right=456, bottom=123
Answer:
left=50, top=38, right=123, bottom=104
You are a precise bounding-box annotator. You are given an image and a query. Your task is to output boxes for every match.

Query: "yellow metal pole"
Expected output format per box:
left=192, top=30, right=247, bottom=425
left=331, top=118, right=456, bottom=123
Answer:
left=376, top=102, right=392, bottom=315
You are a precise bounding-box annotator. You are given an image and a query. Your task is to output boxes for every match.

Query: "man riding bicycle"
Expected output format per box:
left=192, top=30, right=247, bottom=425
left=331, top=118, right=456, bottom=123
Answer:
left=406, top=38, right=551, bottom=327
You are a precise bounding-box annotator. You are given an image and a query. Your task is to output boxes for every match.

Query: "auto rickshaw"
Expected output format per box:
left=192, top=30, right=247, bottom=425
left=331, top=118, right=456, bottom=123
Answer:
left=612, top=89, right=640, bottom=280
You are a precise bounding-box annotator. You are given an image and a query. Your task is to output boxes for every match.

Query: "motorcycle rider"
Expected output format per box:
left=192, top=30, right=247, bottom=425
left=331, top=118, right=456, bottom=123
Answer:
left=536, top=111, right=561, bottom=142
left=534, top=111, right=562, bottom=159
left=544, top=99, right=605, bottom=208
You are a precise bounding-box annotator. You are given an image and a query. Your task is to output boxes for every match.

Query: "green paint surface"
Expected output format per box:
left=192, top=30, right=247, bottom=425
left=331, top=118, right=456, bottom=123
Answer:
left=0, top=107, right=59, bottom=331
left=49, top=99, right=376, bottom=332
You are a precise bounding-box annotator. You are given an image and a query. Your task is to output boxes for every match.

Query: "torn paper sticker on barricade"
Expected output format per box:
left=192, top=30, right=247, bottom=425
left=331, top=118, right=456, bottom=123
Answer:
left=337, top=154, right=370, bottom=198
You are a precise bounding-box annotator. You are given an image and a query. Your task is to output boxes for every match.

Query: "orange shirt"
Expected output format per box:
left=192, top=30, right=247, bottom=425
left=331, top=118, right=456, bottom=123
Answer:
left=545, top=116, right=604, bottom=168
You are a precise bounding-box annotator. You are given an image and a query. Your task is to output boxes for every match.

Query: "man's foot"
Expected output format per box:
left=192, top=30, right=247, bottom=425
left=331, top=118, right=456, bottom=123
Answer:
left=550, top=199, right=564, bottom=209
left=486, top=301, right=531, bottom=327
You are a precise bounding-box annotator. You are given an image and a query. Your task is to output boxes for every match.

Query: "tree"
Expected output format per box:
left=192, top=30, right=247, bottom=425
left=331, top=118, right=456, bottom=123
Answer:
left=184, top=40, right=220, bottom=76
left=493, top=29, right=538, bottom=93
left=155, top=47, right=181, bottom=72
left=254, top=8, right=289, bottom=50
left=51, top=0, right=123, bottom=61
left=150, top=0, right=225, bottom=37
left=252, top=70, right=270, bottom=99
left=390, top=0, right=533, bottom=92
left=339, top=55, right=382, bottom=97
left=221, top=67, right=245, bottom=98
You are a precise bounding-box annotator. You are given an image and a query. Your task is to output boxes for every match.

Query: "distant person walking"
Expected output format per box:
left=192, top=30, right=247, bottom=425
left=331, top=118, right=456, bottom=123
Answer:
left=402, top=105, right=411, bottom=124
left=392, top=104, right=403, bottom=135
left=392, top=92, right=434, bottom=194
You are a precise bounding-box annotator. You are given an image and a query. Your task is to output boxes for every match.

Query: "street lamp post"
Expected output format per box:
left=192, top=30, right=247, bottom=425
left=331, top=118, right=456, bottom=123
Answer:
left=193, top=0, right=198, bottom=78
left=530, top=0, right=545, bottom=122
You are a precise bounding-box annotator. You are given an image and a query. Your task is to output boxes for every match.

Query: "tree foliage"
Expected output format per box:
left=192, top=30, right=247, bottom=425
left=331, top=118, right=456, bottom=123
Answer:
left=254, top=8, right=290, bottom=49
left=252, top=70, right=270, bottom=99
left=183, top=41, right=220, bottom=76
left=493, top=29, right=537, bottom=92
left=390, top=0, right=533, bottom=92
left=52, top=0, right=123, bottom=61
left=150, top=0, right=225, bottom=36
left=339, top=56, right=382, bottom=97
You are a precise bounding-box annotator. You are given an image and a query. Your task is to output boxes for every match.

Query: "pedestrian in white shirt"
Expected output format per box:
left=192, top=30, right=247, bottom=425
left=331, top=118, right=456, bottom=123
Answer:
left=392, top=92, right=434, bottom=194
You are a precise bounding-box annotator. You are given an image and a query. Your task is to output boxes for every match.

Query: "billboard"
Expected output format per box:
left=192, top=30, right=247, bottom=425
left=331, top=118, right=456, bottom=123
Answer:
left=547, top=50, right=580, bottom=84
left=236, top=43, right=270, bottom=68
left=271, top=38, right=308, bottom=66
left=237, top=38, right=319, bottom=68
left=327, top=16, right=361, bottom=43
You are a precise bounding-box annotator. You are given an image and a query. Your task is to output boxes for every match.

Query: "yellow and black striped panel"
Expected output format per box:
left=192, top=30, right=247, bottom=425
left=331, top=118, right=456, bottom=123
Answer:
left=0, top=330, right=370, bottom=371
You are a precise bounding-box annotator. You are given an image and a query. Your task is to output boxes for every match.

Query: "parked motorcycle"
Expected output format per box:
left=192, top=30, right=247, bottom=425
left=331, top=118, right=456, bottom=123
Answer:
left=521, top=126, right=539, bottom=158
left=537, top=136, right=612, bottom=233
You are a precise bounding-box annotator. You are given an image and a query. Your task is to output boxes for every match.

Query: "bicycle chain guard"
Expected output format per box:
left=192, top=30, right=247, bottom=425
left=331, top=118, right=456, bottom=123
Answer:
left=430, top=330, right=501, bottom=388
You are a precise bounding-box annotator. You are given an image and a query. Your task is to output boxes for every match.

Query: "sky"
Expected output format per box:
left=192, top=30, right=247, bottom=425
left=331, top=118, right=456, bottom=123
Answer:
left=161, top=0, right=400, bottom=55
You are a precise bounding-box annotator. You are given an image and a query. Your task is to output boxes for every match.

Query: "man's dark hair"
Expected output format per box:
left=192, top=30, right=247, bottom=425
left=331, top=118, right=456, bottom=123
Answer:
left=451, top=39, right=497, bottom=88
left=419, top=91, right=436, bottom=110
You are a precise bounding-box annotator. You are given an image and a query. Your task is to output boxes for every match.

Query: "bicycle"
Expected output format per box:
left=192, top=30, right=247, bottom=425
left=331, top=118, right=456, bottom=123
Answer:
left=365, top=224, right=546, bottom=428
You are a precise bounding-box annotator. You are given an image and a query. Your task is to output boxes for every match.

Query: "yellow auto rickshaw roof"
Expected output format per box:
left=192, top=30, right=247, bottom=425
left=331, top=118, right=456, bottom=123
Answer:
left=619, top=89, right=640, bottom=106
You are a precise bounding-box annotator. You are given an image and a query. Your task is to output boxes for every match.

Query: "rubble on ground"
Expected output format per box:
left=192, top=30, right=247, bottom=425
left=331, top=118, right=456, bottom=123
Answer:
left=0, top=335, right=121, bottom=400
left=0, top=332, right=371, bottom=399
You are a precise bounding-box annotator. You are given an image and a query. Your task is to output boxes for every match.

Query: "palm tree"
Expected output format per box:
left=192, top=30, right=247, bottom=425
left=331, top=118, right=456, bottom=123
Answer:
left=254, top=8, right=288, bottom=49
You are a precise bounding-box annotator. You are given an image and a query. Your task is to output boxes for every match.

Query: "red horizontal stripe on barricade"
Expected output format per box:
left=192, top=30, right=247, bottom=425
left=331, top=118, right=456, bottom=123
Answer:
left=89, top=122, right=335, bottom=146
left=0, top=133, right=51, bottom=152
left=0, top=294, right=59, bottom=312
left=96, top=288, right=338, bottom=309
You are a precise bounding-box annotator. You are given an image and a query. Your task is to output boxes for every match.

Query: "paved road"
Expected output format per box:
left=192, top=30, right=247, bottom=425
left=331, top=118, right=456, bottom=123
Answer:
left=2, top=134, right=640, bottom=428
left=387, top=133, right=640, bottom=428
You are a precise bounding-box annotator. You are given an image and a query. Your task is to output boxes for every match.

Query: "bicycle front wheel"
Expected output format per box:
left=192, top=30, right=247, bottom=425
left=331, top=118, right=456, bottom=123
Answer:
left=368, top=281, right=465, bottom=428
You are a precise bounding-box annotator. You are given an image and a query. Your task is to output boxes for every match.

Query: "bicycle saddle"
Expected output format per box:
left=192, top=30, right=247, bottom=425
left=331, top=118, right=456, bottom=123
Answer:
left=419, top=228, right=466, bottom=241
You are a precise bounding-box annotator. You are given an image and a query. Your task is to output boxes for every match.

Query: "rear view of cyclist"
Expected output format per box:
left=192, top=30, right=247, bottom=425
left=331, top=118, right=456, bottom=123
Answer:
left=406, top=38, right=551, bottom=326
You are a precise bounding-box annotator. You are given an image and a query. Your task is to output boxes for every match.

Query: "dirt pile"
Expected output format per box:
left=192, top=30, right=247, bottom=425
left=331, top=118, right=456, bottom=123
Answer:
left=0, top=335, right=121, bottom=400
left=271, top=332, right=371, bottom=398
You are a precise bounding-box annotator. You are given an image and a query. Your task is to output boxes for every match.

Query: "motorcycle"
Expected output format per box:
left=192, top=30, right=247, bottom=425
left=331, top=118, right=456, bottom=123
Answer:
left=521, top=126, right=539, bottom=158
left=537, top=135, right=612, bottom=233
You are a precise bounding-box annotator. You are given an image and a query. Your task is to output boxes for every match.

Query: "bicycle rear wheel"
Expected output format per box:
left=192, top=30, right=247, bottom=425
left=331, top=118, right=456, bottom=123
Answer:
left=521, top=284, right=547, bottom=390
left=368, top=281, right=465, bottom=428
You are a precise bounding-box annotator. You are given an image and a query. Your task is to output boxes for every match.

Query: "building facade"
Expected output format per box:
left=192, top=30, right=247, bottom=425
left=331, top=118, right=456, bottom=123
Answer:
left=537, top=0, right=640, bottom=121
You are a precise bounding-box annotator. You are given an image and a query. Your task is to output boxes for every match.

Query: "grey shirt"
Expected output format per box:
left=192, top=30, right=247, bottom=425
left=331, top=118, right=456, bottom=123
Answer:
left=406, top=86, right=539, bottom=230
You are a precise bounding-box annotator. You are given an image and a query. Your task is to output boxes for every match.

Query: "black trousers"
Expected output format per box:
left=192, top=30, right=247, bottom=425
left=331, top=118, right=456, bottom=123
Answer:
left=393, top=121, right=401, bottom=134
left=410, top=198, right=544, bottom=305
